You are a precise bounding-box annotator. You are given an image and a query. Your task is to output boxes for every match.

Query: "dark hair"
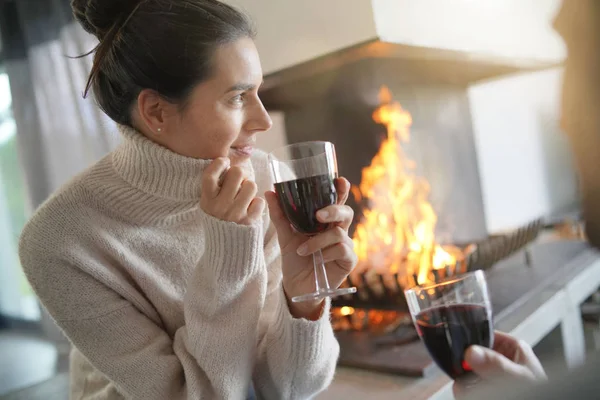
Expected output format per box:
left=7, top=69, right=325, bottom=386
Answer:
left=71, top=0, right=255, bottom=126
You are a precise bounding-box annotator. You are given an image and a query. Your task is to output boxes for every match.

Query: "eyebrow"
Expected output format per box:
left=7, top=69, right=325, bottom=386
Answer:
left=225, top=80, right=264, bottom=94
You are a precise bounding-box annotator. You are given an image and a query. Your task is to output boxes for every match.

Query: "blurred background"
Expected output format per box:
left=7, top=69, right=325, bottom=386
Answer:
left=0, top=1, right=598, bottom=399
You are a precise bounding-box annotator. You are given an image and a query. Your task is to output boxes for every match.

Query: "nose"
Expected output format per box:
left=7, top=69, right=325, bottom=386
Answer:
left=247, top=97, right=273, bottom=133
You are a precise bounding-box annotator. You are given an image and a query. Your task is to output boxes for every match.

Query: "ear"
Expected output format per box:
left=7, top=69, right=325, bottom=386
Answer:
left=136, top=89, right=176, bottom=135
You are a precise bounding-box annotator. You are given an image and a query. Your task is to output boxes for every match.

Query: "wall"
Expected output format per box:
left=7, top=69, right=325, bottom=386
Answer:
left=372, top=0, right=566, bottom=63
left=224, top=0, right=378, bottom=74
left=226, top=0, right=566, bottom=75
left=468, top=68, right=579, bottom=233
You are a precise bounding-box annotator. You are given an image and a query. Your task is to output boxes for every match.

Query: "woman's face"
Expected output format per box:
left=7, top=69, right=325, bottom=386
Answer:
left=138, top=37, right=272, bottom=166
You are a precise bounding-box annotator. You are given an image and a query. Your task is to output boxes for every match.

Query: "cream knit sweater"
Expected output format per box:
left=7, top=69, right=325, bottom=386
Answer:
left=18, top=127, right=340, bottom=400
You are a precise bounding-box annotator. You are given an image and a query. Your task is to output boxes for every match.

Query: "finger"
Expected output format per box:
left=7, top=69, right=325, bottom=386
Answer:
left=219, top=166, right=245, bottom=200
left=265, top=191, right=295, bottom=245
left=202, top=158, right=230, bottom=197
left=335, top=177, right=351, bottom=205
left=491, top=333, right=546, bottom=380
left=245, top=197, right=265, bottom=223
left=464, top=345, right=537, bottom=382
left=316, top=205, right=354, bottom=231
left=491, top=331, right=523, bottom=361
left=296, top=226, right=349, bottom=256
left=234, top=180, right=258, bottom=211
left=492, top=331, right=539, bottom=368
left=517, top=341, right=546, bottom=379
left=320, top=242, right=357, bottom=270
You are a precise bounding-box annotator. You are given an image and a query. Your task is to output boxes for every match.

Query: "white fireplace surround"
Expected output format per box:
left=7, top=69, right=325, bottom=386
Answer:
left=233, top=0, right=579, bottom=233
left=225, top=0, right=566, bottom=75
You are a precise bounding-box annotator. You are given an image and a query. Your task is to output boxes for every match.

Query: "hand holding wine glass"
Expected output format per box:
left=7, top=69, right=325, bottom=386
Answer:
left=453, top=331, right=546, bottom=399
left=405, top=266, right=546, bottom=399
left=266, top=141, right=357, bottom=319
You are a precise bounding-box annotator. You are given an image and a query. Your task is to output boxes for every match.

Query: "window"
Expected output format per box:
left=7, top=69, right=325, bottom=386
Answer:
left=0, top=67, right=40, bottom=321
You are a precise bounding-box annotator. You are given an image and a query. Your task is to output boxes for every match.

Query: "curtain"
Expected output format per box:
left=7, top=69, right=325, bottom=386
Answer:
left=1, top=0, right=120, bottom=203
left=0, top=0, right=120, bottom=347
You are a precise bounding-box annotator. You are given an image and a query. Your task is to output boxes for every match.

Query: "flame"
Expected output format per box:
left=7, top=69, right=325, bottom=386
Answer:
left=339, top=306, right=355, bottom=316
left=351, top=86, right=457, bottom=286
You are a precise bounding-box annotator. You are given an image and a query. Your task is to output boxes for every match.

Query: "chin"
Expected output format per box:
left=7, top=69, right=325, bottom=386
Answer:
left=228, top=153, right=252, bottom=166
left=227, top=153, right=255, bottom=181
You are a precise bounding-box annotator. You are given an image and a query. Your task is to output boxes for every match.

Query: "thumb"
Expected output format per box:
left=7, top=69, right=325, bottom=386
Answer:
left=264, top=191, right=294, bottom=245
left=465, top=345, right=537, bottom=381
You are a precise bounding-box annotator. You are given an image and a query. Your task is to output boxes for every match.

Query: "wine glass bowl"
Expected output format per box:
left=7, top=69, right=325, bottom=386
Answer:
left=273, top=172, right=337, bottom=236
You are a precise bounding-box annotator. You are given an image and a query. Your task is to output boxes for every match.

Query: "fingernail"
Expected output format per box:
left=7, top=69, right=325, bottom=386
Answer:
left=297, top=244, right=308, bottom=256
left=318, top=210, right=329, bottom=220
left=466, top=345, right=485, bottom=366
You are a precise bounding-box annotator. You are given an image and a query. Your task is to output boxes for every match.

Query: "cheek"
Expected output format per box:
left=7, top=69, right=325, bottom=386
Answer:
left=208, top=124, right=239, bottom=148
left=205, top=118, right=242, bottom=158
left=180, top=107, right=241, bottom=158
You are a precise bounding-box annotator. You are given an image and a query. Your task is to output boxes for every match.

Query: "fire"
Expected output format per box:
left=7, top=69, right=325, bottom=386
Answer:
left=351, top=86, right=458, bottom=286
left=339, top=306, right=355, bottom=316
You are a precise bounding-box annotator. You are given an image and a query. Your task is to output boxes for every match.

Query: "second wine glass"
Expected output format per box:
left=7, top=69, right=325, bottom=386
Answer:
left=404, top=270, right=494, bottom=384
left=269, top=141, right=357, bottom=303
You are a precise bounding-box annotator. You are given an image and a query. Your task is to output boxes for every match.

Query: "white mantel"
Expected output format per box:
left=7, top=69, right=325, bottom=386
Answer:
left=225, top=0, right=566, bottom=75
left=371, top=0, right=566, bottom=64
left=225, top=0, right=377, bottom=74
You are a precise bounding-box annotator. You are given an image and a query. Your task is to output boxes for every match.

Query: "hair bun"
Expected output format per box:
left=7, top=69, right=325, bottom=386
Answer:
left=71, top=0, right=141, bottom=40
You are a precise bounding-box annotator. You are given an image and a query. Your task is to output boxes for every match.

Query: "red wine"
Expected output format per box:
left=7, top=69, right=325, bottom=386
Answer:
left=274, top=174, right=338, bottom=235
left=416, top=304, right=493, bottom=381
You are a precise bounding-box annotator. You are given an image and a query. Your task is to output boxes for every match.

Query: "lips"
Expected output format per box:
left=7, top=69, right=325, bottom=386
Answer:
left=230, top=145, right=255, bottom=157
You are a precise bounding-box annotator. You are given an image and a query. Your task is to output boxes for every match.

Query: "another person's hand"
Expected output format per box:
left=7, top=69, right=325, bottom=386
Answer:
left=265, top=177, right=357, bottom=320
left=453, top=331, right=547, bottom=398
left=200, top=158, right=265, bottom=226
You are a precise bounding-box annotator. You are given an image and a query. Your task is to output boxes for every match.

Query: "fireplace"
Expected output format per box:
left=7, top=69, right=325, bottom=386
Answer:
left=259, top=39, right=560, bottom=376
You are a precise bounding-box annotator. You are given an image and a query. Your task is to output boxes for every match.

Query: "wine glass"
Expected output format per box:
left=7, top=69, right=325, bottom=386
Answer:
left=404, top=270, right=493, bottom=384
left=269, top=141, right=357, bottom=303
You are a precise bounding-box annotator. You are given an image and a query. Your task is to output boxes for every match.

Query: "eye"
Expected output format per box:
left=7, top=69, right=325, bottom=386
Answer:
left=230, top=93, right=245, bottom=106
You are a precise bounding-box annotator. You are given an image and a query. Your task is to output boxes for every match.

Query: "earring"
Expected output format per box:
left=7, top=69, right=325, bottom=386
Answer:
left=157, top=128, right=162, bottom=134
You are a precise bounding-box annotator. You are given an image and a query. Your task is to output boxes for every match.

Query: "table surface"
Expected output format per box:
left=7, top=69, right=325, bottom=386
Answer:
left=317, top=239, right=600, bottom=400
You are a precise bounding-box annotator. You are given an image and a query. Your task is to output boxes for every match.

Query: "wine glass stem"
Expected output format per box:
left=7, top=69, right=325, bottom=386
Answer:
left=313, top=249, right=331, bottom=292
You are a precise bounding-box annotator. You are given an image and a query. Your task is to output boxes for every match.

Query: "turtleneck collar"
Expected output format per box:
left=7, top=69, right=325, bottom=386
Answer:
left=112, top=125, right=212, bottom=201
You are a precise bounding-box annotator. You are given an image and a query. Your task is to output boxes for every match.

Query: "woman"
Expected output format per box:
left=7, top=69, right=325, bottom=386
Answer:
left=18, top=1, right=358, bottom=399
